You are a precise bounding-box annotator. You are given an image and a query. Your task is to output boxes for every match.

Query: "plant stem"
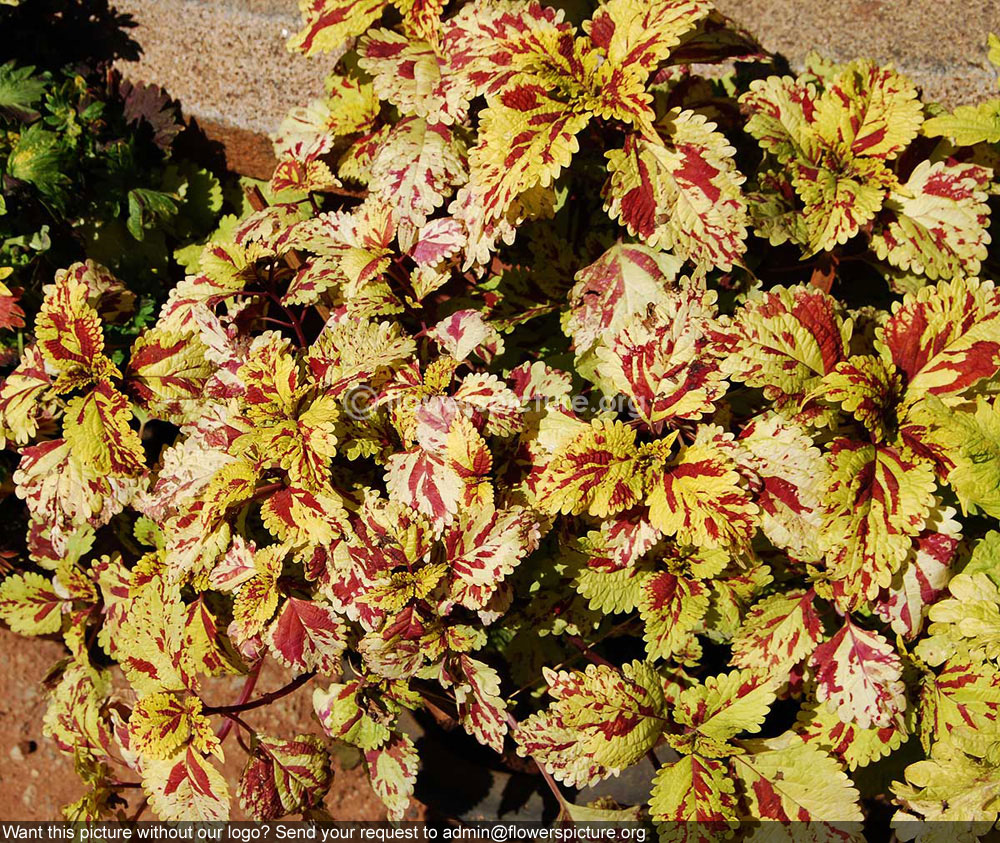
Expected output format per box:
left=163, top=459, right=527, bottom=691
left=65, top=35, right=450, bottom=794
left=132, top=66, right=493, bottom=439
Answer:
left=211, top=660, right=263, bottom=742
left=265, top=290, right=308, bottom=347
left=250, top=481, right=284, bottom=502
left=128, top=797, right=149, bottom=822
left=261, top=316, right=295, bottom=329
left=566, top=635, right=616, bottom=669
left=205, top=669, right=316, bottom=717
left=327, top=185, right=369, bottom=200
left=216, top=710, right=255, bottom=737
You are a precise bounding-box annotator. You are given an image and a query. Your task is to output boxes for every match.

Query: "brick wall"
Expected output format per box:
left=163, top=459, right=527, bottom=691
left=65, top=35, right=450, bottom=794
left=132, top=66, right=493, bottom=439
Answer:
left=113, top=0, right=1000, bottom=177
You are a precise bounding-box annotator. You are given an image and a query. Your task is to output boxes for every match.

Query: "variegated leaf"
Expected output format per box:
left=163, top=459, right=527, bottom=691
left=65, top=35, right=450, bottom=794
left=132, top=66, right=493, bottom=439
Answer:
left=731, top=736, right=863, bottom=823
left=563, top=241, right=683, bottom=355
left=645, top=425, right=758, bottom=550
left=265, top=597, right=347, bottom=675
left=365, top=732, right=418, bottom=821
left=142, top=747, right=230, bottom=822
left=536, top=419, right=646, bottom=518
left=604, top=112, right=748, bottom=271
left=514, top=661, right=667, bottom=787
left=731, top=589, right=823, bottom=677
left=878, top=277, right=1000, bottom=404
left=238, top=735, right=332, bottom=820
left=719, top=284, right=852, bottom=417
left=873, top=161, right=991, bottom=281
left=648, top=754, right=738, bottom=830
left=821, top=439, right=936, bottom=608
left=810, top=617, right=906, bottom=729
left=288, top=0, right=389, bottom=56
left=596, top=287, right=727, bottom=429
left=639, top=571, right=709, bottom=662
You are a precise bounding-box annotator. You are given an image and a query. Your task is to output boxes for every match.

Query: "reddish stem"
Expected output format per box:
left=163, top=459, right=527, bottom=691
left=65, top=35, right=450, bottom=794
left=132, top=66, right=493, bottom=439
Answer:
left=128, top=797, right=149, bottom=823
left=205, top=669, right=315, bottom=716
left=566, top=635, right=616, bottom=669
left=265, top=291, right=308, bottom=347
left=250, top=481, right=284, bottom=502
left=212, top=660, right=263, bottom=742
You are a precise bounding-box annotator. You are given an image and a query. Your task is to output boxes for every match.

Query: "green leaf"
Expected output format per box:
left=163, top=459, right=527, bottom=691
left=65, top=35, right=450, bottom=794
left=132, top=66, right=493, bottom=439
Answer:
left=0, top=61, right=46, bottom=121
left=127, top=188, right=180, bottom=241
left=924, top=101, right=1000, bottom=146
left=963, top=532, right=1000, bottom=587
left=6, top=123, right=69, bottom=202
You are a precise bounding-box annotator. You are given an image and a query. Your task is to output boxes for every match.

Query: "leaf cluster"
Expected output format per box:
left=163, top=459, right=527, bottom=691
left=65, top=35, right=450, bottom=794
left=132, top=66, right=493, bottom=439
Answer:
left=3, top=0, right=1000, bottom=834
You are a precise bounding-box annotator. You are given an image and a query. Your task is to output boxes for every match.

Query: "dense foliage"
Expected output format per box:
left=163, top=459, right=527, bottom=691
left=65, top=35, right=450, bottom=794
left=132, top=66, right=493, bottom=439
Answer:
left=3, top=0, right=1000, bottom=834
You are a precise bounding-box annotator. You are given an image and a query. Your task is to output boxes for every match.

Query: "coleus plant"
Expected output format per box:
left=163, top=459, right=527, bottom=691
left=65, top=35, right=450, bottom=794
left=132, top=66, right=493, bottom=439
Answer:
left=1, top=0, right=1000, bottom=835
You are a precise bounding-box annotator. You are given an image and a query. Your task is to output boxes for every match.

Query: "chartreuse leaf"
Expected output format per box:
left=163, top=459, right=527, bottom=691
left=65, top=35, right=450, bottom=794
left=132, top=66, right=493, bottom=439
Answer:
left=126, top=328, right=214, bottom=424
left=671, top=669, right=780, bottom=756
left=42, top=662, right=112, bottom=758
left=911, top=397, right=1000, bottom=519
left=468, top=82, right=590, bottom=223
left=313, top=680, right=392, bottom=750
left=0, top=61, right=46, bottom=120
left=731, top=736, right=863, bottom=823
left=920, top=572, right=1000, bottom=665
left=6, top=123, right=69, bottom=202
left=814, top=354, right=902, bottom=442
left=894, top=742, right=1000, bottom=827
left=34, top=273, right=117, bottom=392
left=645, top=425, right=758, bottom=550
left=128, top=692, right=220, bottom=761
left=639, top=571, right=709, bottom=662
left=514, top=661, right=668, bottom=787
left=648, top=754, right=738, bottom=829
left=742, top=59, right=924, bottom=255
left=117, top=574, right=201, bottom=696
left=811, top=59, right=923, bottom=160
left=0, top=571, right=62, bottom=635
left=924, top=101, right=1000, bottom=146
left=536, top=419, right=648, bottom=518
left=962, top=531, right=1000, bottom=586
left=924, top=34, right=1000, bottom=146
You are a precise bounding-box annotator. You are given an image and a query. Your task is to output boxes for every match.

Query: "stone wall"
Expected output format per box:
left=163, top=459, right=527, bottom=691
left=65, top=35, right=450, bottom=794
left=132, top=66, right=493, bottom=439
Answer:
left=113, top=0, right=1000, bottom=178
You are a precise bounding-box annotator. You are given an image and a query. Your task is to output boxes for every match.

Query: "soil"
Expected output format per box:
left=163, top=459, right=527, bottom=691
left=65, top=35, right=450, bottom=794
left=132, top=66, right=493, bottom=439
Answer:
left=0, top=627, right=407, bottom=821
